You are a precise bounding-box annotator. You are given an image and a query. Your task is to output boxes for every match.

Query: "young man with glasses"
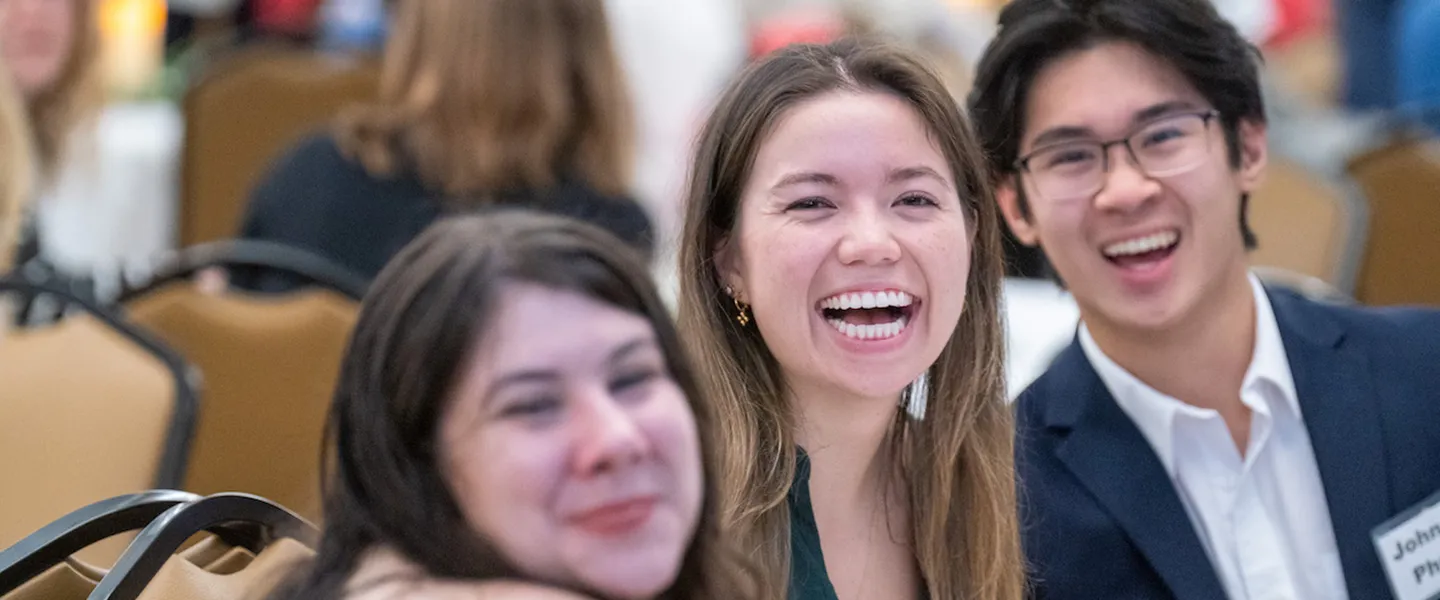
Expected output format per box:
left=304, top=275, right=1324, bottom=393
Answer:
left=968, top=1, right=1440, bottom=599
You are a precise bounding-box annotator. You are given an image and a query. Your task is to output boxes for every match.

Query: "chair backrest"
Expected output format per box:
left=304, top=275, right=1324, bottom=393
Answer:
left=1252, top=265, right=1355, bottom=305
left=123, top=284, right=359, bottom=523
left=0, top=282, right=199, bottom=561
left=1246, top=159, right=1369, bottom=295
left=181, top=45, right=379, bottom=246
left=1346, top=137, right=1440, bottom=305
left=119, top=240, right=370, bottom=304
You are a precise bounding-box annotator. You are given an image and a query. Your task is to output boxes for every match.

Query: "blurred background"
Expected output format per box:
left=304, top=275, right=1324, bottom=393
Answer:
left=10, top=0, right=1440, bottom=299
left=0, top=0, right=1436, bottom=578
left=136, top=0, right=1440, bottom=387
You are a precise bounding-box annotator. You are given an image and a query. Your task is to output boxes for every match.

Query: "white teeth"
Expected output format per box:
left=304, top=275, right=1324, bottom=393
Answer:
left=826, top=316, right=908, bottom=341
left=820, top=290, right=915, bottom=311
left=1103, top=231, right=1179, bottom=258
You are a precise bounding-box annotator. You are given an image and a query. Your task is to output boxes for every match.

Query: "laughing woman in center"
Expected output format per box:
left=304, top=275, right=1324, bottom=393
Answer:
left=675, top=39, right=1023, bottom=600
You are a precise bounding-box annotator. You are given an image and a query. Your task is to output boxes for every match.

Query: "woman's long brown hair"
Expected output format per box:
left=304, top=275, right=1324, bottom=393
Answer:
left=675, top=39, right=1023, bottom=600
left=335, top=0, right=633, bottom=199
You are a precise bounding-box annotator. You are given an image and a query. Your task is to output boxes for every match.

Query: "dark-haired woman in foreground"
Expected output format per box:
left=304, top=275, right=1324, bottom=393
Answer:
left=272, top=212, right=756, bottom=600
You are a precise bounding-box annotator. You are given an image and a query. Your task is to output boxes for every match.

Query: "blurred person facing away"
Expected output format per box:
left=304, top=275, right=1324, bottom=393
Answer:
left=233, top=0, right=652, bottom=292
left=970, top=0, right=1440, bottom=598
left=268, top=211, right=760, bottom=600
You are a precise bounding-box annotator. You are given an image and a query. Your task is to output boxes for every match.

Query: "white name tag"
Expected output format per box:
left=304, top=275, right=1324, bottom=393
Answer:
left=1374, top=490, right=1440, bottom=600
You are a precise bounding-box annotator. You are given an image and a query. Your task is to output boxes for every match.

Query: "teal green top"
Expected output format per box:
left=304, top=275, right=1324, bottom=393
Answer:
left=788, top=448, right=839, bottom=600
left=787, top=448, right=930, bottom=600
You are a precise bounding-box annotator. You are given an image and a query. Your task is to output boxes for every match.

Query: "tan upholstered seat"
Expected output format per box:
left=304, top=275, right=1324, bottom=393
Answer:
left=1, top=560, right=101, bottom=600
left=0, top=316, right=187, bottom=562
left=1, top=530, right=312, bottom=600
left=1346, top=138, right=1440, bottom=306
left=124, top=285, right=359, bottom=523
left=181, top=46, right=379, bottom=246
left=1247, top=159, right=1367, bottom=294
left=133, top=538, right=313, bottom=600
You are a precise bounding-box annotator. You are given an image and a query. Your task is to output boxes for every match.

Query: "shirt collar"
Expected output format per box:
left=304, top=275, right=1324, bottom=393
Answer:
left=1243, top=273, right=1301, bottom=417
left=1077, top=272, right=1300, bottom=476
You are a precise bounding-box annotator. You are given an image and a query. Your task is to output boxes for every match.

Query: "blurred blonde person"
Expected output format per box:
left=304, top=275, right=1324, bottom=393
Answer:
left=1, top=0, right=180, bottom=315
left=0, top=67, right=33, bottom=338
left=0, top=0, right=101, bottom=179
left=0, top=67, right=32, bottom=273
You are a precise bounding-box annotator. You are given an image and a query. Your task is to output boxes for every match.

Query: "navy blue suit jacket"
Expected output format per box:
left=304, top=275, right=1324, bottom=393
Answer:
left=1015, top=289, right=1440, bottom=599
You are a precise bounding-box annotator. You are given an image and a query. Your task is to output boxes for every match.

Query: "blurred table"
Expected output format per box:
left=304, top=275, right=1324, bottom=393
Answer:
left=33, top=100, right=182, bottom=300
left=1003, top=277, right=1079, bottom=399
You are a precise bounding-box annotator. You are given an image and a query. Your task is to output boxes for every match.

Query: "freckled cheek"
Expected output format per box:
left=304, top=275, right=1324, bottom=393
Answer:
left=744, top=233, right=828, bottom=307
left=912, top=232, right=971, bottom=281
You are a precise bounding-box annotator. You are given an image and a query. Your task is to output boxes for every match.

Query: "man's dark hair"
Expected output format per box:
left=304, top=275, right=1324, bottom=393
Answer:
left=967, top=0, right=1265, bottom=251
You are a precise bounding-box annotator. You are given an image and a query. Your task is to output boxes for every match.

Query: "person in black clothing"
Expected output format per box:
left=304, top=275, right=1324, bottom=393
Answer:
left=233, top=0, right=650, bottom=292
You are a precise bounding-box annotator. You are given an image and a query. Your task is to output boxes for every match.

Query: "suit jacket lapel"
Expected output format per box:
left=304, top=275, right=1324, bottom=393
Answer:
left=1043, top=343, right=1228, bottom=600
left=1270, top=291, right=1393, bottom=599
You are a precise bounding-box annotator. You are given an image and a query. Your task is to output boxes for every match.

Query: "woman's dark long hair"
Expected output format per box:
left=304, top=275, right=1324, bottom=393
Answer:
left=272, top=210, right=756, bottom=599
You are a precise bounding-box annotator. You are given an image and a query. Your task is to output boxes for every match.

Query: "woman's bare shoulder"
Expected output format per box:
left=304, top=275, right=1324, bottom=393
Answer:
left=350, top=579, right=593, bottom=600
left=343, top=547, right=593, bottom=600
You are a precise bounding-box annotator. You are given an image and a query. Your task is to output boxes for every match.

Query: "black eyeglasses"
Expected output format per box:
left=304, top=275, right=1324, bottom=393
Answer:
left=1014, top=110, right=1221, bottom=203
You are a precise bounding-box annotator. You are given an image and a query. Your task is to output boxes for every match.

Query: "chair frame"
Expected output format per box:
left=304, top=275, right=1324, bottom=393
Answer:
left=0, top=491, right=200, bottom=595
left=118, top=239, right=369, bottom=303
left=88, top=493, right=318, bottom=600
left=0, top=277, right=201, bottom=489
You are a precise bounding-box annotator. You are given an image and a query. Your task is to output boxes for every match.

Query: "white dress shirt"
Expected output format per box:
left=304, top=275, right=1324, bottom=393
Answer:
left=1079, top=274, right=1349, bottom=600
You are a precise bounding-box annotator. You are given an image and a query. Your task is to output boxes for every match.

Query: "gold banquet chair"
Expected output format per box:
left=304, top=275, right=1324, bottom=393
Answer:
left=119, top=241, right=366, bottom=525
left=1346, top=136, right=1440, bottom=306
left=0, top=279, right=199, bottom=563
left=1247, top=159, right=1369, bottom=296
